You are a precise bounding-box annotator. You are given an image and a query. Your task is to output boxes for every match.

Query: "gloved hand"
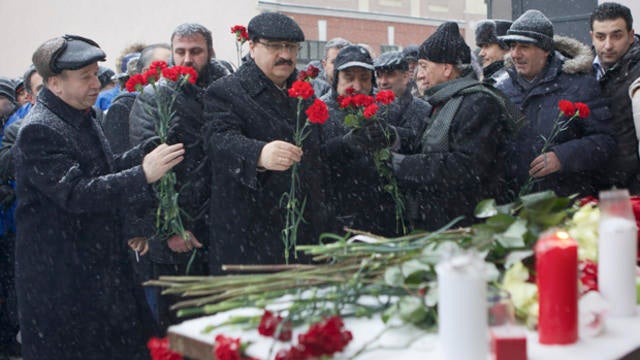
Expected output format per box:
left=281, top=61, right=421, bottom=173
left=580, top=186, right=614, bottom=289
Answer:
left=344, top=120, right=395, bottom=152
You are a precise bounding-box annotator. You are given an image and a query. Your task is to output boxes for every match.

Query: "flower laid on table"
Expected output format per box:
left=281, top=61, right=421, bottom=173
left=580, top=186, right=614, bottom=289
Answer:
left=258, top=310, right=292, bottom=341
left=125, top=61, right=199, bottom=272
left=339, top=88, right=407, bottom=234
left=275, top=316, right=353, bottom=360
left=231, top=25, right=249, bottom=68
left=519, top=99, right=590, bottom=196
left=147, top=337, right=183, bottom=360
left=281, top=65, right=328, bottom=262
left=214, top=334, right=257, bottom=360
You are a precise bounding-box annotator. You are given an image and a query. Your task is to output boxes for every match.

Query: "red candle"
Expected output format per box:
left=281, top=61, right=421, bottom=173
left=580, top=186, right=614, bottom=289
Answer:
left=535, top=229, right=578, bottom=344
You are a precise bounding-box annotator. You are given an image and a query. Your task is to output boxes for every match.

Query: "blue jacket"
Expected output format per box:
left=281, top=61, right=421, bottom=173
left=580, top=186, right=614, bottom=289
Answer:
left=495, top=37, right=616, bottom=197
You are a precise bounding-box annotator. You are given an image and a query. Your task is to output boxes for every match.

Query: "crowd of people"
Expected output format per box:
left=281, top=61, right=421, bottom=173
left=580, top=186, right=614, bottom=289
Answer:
left=1, top=2, right=640, bottom=359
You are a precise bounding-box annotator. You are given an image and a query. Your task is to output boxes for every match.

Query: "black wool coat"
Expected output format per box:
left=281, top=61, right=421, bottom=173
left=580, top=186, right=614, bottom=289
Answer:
left=14, top=88, right=155, bottom=360
left=394, top=75, right=513, bottom=231
left=203, top=59, right=334, bottom=272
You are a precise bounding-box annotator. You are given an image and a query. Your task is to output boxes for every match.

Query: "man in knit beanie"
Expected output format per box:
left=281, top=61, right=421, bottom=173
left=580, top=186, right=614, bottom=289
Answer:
left=383, top=21, right=516, bottom=231
left=495, top=9, right=616, bottom=197
left=475, top=19, right=512, bottom=82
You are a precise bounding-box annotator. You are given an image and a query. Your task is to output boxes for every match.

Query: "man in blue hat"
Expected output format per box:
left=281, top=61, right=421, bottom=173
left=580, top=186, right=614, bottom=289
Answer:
left=14, top=34, right=185, bottom=359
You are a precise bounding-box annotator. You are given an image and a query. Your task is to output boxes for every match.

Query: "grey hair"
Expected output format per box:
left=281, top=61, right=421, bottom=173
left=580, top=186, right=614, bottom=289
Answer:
left=23, top=65, right=38, bottom=94
left=137, top=43, right=171, bottom=73
left=170, top=23, right=213, bottom=56
left=454, top=64, right=472, bottom=75
left=324, top=37, right=351, bottom=59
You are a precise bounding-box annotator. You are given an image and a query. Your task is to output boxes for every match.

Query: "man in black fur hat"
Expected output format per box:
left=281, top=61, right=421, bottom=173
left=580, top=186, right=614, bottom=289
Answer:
left=475, top=19, right=512, bottom=83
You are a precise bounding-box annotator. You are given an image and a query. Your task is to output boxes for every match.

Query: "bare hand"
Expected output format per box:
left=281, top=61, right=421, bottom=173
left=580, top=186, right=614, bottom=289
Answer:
left=529, top=152, right=561, bottom=178
left=167, top=231, right=203, bottom=253
left=142, top=143, right=185, bottom=183
left=257, top=140, right=303, bottom=171
left=127, top=237, right=149, bottom=256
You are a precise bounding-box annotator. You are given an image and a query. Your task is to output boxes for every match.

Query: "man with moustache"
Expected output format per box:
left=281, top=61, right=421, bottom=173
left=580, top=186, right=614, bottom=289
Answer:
left=201, top=12, right=332, bottom=270
left=14, top=34, right=184, bottom=359
left=495, top=9, right=615, bottom=197
left=128, top=23, right=231, bottom=330
left=590, top=2, right=640, bottom=192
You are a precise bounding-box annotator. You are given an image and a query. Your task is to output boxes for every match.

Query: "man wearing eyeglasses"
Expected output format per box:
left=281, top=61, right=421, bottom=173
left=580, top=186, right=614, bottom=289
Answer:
left=201, top=12, right=333, bottom=272
left=14, top=35, right=185, bottom=359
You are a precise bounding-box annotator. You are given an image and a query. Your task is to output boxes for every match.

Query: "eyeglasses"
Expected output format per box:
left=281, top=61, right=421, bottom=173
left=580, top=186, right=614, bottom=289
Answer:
left=256, top=41, right=301, bottom=53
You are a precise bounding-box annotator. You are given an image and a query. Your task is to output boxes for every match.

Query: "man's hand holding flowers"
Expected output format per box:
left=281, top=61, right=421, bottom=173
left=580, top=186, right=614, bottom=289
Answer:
left=344, top=120, right=396, bottom=152
left=257, top=140, right=303, bottom=171
left=529, top=151, right=561, bottom=178
left=167, top=230, right=204, bottom=253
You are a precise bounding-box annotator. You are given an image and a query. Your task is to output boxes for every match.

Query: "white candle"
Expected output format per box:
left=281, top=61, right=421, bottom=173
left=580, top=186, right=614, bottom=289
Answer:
left=598, top=216, right=638, bottom=317
left=436, top=252, right=488, bottom=360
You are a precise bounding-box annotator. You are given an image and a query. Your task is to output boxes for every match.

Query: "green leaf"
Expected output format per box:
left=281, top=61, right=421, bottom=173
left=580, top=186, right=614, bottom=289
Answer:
left=401, top=259, right=432, bottom=278
left=519, top=190, right=558, bottom=209
left=397, top=296, right=428, bottom=324
left=474, top=198, right=497, bottom=218
left=485, top=213, right=516, bottom=231
left=495, top=218, right=527, bottom=248
left=384, top=266, right=404, bottom=287
left=344, top=114, right=361, bottom=128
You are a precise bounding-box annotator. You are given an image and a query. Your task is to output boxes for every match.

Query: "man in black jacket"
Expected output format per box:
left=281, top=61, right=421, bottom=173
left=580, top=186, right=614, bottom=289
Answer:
left=391, top=22, right=515, bottom=230
left=128, top=23, right=231, bottom=331
left=475, top=19, right=512, bottom=84
left=591, top=2, right=640, bottom=192
left=202, top=12, right=332, bottom=271
left=15, top=34, right=184, bottom=360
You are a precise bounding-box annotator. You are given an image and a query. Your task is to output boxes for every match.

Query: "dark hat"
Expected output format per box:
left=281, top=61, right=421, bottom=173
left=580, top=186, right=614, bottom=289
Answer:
left=419, top=22, right=471, bottom=65
left=0, top=77, right=16, bottom=103
left=402, top=45, right=419, bottom=62
left=500, top=10, right=554, bottom=51
left=32, top=34, right=106, bottom=80
left=120, top=52, right=140, bottom=73
left=13, top=77, right=24, bottom=94
left=248, top=12, right=304, bottom=42
left=97, top=66, right=115, bottom=88
left=374, top=51, right=408, bottom=71
left=334, top=45, right=375, bottom=71
left=475, top=20, right=512, bottom=49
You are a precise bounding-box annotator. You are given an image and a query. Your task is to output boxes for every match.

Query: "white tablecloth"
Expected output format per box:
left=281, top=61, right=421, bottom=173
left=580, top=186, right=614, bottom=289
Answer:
left=168, top=306, right=640, bottom=360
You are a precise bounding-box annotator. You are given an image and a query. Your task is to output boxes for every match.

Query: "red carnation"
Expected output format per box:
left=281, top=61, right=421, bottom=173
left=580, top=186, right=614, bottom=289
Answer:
left=363, top=103, right=379, bottom=119
left=125, top=74, right=146, bottom=93
left=143, top=69, right=160, bottom=84
left=558, top=100, right=576, bottom=117
left=337, top=95, right=351, bottom=109
left=575, top=102, right=590, bottom=118
left=213, top=334, right=242, bottom=360
left=375, top=90, right=395, bottom=105
left=258, top=310, right=292, bottom=341
left=345, top=87, right=356, bottom=96
left=161, top=67, right=179, bottom=82
left=297, top=316, right=353, bottom=357
left=351, top=93, right=374, bottom=107
left=149, top=61, right=168, bottom=74
left=231, top=25, right=249, bottom=43
left=306, top=65, right=319, bottom=79
left=305, top=98, right=329, bottom=124
left=147, top=337, right=183, bottom=360
left=297, top=70, right=309, bottom=81
left=174, top=66, right=198, bottom=84
left=275, top=346, right=306, bottom=360
left=288, top=80, right=314, bottom=100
